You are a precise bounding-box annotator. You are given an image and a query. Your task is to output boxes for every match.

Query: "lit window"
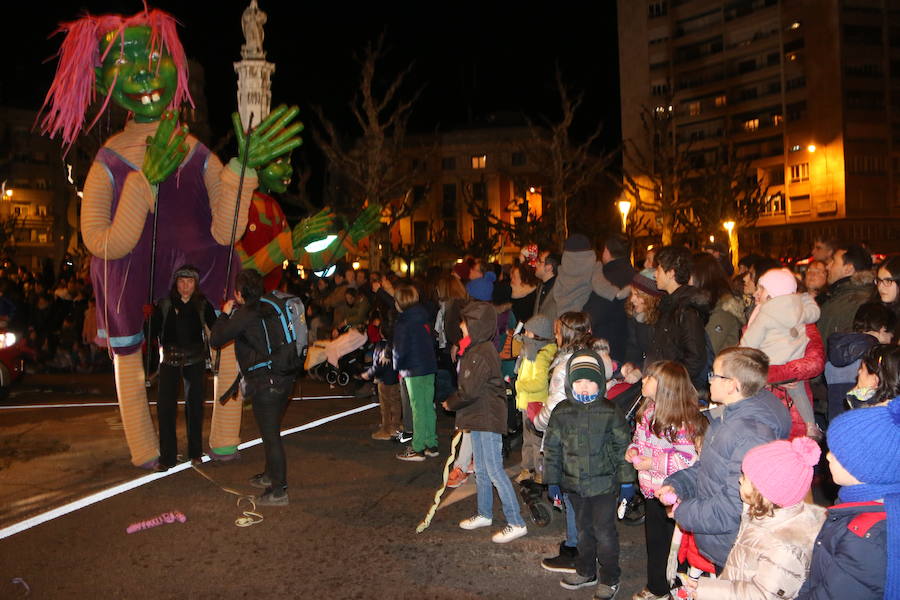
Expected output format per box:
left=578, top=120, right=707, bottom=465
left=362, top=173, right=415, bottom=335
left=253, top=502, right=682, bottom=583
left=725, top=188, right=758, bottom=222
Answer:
left=790, top=144, right=802, bottom=152
left=790, top=21, right=801, bottom=30
left=790, top=162, right=809, bottom=182
left=773, top=114, right=783, bottom=126
left=471, top=155, right=487, bottom=169
left=715, top=95, right=727, bottom=107
left=688, top=101, right=701, bottom=116
left=743, top=118, right=760, bottom=132
left=37, top=205, right=48, bottom=217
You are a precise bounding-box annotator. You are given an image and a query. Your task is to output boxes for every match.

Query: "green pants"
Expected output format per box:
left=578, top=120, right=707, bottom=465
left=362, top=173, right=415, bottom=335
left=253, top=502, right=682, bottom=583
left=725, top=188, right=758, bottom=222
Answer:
left=405, top=374, right=437, bottom=452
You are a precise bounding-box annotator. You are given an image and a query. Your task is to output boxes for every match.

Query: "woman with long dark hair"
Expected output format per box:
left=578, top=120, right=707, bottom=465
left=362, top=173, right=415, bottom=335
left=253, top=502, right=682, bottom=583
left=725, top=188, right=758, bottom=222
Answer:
left=691, top=252, right=745, bottom=355
left=876, top=255, right=900, bottom=339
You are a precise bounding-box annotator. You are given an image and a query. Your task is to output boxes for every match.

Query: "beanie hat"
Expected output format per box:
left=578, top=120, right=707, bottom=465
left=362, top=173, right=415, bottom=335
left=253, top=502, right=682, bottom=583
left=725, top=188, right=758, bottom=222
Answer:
left=632, top=273, right=663, bottom=297
left=564, top=233, right=592, bottom=252
left=524, top=314, right=554, bottom=341
left=828, top=400, right=900, bottom=600
left=742, top=437, right=820, bottom=507
left=567, top=350, right=606, bottom=388
left=828, top=399, right=900, bottom=485
left=758, top=268, right=797, bottom=298
left=173, top=265, right=200, bottom=282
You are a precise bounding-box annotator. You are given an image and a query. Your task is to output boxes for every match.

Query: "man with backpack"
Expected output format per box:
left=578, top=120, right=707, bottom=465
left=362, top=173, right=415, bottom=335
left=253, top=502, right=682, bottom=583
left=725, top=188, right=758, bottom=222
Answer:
left=210, top=269, right=306, bottom=506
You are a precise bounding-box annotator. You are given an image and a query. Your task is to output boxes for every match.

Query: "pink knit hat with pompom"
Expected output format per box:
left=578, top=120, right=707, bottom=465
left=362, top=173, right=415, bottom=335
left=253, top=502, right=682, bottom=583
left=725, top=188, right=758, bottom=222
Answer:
left=742, top=437, right=820, bottom=507
left=757, top=268, right=797, bottom=298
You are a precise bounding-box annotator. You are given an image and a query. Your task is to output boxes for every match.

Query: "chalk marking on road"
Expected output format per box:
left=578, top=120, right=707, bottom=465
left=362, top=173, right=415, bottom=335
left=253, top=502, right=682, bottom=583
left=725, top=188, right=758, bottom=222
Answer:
left=0, top=395, right=355, bottom=410
left=0, top=402, right=377, bottom=540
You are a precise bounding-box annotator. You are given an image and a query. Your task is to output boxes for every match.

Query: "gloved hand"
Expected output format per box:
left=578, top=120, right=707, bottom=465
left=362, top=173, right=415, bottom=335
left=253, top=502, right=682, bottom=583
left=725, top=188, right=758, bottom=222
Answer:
left=618, top=483, right=636, bottom=504
left=548, top=484, right=562, bottom=503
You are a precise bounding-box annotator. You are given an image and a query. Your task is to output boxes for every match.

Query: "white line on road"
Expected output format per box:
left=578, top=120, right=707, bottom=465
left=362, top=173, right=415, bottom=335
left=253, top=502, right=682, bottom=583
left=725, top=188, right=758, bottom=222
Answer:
left=0, top=402, right=377, bottom=540
left=0, top=395, right=355, bottom=410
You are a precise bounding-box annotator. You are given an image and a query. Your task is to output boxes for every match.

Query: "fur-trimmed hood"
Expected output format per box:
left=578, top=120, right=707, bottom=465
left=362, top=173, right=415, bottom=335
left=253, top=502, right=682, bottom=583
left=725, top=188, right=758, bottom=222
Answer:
left=716, top=293, right=746, bottom=324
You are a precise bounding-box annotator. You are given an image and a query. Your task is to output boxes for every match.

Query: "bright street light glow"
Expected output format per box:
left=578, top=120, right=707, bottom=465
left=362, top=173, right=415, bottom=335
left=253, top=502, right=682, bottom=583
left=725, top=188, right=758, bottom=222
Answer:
left=723, top=221, right=735, bottom=234
left=304, top=234, right=337, bottom=253
left=807, top=144, right=816, bottom=153
left=352, top=261, right=360, bottom=270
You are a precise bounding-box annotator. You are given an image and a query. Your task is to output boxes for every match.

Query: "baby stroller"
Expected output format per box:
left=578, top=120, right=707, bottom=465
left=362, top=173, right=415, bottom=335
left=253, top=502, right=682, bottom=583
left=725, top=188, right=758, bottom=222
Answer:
left=304, top=326, right=370, bottom=386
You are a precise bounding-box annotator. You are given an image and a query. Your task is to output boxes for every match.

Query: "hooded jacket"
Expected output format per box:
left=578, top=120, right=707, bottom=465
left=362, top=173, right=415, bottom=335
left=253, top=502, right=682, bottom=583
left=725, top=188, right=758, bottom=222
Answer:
left=584, top=258, right=635, bottom=362
left=817, top=271, right=875, bottom=353
left=542, top=350, right=635, bottom=497
left=515, top=342, right=557, bottom=409
left=646, top=285, right=711, bottom=389
left=392, top=303, right=437, bottom=377
left=664, top=388, right=792, bottom=567
left=741, top=293, right=820, bottom=366
left=706, top=293, right=746, bottom=355
left=444, top=301, right=507, bottom=434
left=697, top=502, right=826, bottom=600
left=824, top=332, right=878, bottom=416
left=551, top=248, right=597, bottom=317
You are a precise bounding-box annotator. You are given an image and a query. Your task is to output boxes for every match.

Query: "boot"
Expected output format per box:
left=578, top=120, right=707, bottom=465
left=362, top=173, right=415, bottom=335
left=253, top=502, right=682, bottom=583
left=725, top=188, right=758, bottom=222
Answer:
left=541, top=541, right=578, bottom=573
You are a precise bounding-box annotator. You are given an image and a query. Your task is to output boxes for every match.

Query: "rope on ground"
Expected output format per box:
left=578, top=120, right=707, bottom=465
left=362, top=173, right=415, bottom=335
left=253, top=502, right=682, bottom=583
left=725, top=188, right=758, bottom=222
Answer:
left=415, top=429, right=462, bottom=534
left=191, top=464, right=263, bottom=528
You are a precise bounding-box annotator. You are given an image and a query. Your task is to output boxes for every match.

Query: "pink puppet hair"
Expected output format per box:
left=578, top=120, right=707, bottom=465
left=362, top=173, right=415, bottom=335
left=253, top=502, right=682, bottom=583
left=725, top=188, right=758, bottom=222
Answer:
left=37, top=7, right=194, bottom=150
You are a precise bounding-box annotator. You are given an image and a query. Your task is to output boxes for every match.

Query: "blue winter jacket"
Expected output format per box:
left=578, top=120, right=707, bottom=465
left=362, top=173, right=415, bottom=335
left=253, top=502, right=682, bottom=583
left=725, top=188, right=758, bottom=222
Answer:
left=392, top=303, right=437, bottom=377
left=797, top=501, right=886, bottom=600
left=664, top=388, right=792, bottom=566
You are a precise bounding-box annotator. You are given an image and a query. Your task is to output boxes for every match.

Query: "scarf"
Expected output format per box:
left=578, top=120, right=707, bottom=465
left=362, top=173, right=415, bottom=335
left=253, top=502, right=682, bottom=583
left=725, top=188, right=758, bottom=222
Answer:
left=522, top=336, right=551, bottom=361
left=838, top=483, right=900, bottom=600
left=573, top=392, right=599, bottom=404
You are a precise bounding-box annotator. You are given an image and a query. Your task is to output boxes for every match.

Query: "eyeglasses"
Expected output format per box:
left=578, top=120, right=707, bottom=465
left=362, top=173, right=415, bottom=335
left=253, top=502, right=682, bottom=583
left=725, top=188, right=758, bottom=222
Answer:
left=875, top=276, right=898, bottom=286
left=708, top=371, right=732, bottom=383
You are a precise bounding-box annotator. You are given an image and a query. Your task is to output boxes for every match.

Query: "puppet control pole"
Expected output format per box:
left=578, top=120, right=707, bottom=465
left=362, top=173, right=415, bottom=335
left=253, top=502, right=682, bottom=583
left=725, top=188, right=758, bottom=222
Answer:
left=145, top=190, right=162, bottom=387
left=213, top=113, right=254, bottom=376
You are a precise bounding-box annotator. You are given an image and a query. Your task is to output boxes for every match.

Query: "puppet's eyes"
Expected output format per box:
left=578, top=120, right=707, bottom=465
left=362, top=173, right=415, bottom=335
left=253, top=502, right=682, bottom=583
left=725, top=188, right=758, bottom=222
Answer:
left=150, top=51, right=160, bottom=61
left=115, top=57, right=128, bottom=65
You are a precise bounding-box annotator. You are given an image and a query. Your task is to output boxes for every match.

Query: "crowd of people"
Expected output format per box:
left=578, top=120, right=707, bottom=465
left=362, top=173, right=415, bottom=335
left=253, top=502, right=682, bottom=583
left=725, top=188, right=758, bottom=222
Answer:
left=2, top=231, right=899, bottom=599
left=302, top=234, right=898, bottom=600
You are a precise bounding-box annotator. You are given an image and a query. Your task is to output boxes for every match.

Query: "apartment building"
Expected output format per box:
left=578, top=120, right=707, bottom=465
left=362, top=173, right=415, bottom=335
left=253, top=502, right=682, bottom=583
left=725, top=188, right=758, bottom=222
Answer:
left=618, top=0, right=900, bottom=254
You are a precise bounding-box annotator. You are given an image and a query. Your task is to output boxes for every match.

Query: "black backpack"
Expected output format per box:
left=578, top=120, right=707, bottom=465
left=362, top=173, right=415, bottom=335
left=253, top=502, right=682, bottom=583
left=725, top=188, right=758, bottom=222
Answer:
left=247, top=291, right=308, bottom=376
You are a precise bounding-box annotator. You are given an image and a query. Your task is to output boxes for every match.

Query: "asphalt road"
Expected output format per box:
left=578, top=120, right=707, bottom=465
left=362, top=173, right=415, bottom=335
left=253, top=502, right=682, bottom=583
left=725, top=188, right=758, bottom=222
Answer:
left=0, top=374, right=647, bottom=599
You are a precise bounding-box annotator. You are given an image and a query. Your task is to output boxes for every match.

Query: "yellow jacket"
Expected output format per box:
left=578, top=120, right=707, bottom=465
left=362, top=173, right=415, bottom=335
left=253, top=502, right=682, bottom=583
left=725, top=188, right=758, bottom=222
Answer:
left=515, top=343, right=557, bottom=410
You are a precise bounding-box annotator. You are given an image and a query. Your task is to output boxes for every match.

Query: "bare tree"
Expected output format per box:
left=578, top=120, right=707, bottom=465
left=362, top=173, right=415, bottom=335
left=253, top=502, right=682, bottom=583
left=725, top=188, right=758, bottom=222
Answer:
left=461, top=176, right=554, bottom=251
left=526, top=69, right=616, bottom=247
left=682, top=141, right=768, bottom=241
left=313, top=33, right=430, bottom=271
left=620, top=104, right=695, bottom=246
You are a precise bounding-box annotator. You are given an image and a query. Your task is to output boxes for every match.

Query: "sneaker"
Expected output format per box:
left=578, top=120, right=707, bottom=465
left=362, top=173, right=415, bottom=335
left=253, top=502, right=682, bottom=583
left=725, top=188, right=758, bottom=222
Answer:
left=459, top=514, right=492, bottom=530
left=396, top=431, right=413, bottom=444
left=560, top=573, right=598, bottom=590
left=541, top=542, right=578, bottom=573
left=255, top=487, right=289, bottom=506
left=249, top=473, right=271, bottom=489
left=631, top=589, right=667, bottom=600
left=514, top=468, right=533, bottom=483
left=424, top=447, right=439, bottom=458
left=371, top=428, right=393, bottom=441
left=492, top=523, right=527, bottom=543
left=593, top=582, right=620, bottom=600
left=446, top=466, right=468, bottom=488
left=396, top=446, right=426, bottom=462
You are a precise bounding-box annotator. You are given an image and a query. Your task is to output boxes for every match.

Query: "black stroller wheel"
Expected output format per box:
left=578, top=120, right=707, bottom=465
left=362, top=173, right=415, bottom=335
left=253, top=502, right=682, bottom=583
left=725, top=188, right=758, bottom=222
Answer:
left=621, top=494, right=646, bottom=526
left=337, top=372, right=350, bottom=386
left=326, top=370, right=338, bottom=385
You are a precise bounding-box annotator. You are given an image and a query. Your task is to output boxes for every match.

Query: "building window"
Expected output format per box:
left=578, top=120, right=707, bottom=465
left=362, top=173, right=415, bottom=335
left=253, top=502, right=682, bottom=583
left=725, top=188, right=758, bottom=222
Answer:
left=688, top=101, right=701, bottom=116
left=649, top=1, right=667, bottom=18
left=471, top=182, right=487, bottom=202
left=790, top=194, right=811, bottom=215
left=441, top=157, right=456, bottom=170
left=715, top=94, right=727, bottom=107
left=442, top=184, right=457, bottom=218
left=37, top=205, right=48, bottom=217
left=765, top=166, right=785, bottom=186
left=847, top=155, right=887, bottom=175
left=790, top=163, right=809, bottom=182
left=413, top=185, right=427, bottom=204
left=764, top=193, right=785, bottom=215
left=471, top=155, right=487, bottom=169
left=743, top=118, right=760, bottom=132
left=511, top=151, right=526, bottom=166
left=787, top=101, right=807, bottom=121
left=413, top=221, right=429, bottom=247
left=38, top=233, right=49, bottom=244
left=790, top=144, right=802, bottom=152
left=12, top=204, right=27, bottom=216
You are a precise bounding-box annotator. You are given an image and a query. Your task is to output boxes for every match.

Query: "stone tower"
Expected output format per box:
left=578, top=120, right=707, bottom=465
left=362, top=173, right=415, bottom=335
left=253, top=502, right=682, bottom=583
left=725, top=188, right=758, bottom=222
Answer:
left=234, top=0, right=275, bottom=131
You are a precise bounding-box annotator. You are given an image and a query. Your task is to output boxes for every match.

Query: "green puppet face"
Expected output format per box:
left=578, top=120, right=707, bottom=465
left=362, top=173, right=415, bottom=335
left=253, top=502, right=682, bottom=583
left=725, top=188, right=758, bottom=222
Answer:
left=95, top=26, right=178, bottom=122
left=258, top=157, right=293, bottom=194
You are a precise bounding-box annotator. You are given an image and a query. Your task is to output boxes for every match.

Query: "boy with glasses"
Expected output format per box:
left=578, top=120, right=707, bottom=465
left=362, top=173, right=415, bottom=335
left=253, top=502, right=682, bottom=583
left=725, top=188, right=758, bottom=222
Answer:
left=657, top=347, right=792, bottom=570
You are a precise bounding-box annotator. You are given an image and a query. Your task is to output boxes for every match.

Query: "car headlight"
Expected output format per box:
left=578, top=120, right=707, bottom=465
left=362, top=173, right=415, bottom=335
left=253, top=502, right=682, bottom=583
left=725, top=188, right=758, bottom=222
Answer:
left=0, top=332, right=16, bottom=349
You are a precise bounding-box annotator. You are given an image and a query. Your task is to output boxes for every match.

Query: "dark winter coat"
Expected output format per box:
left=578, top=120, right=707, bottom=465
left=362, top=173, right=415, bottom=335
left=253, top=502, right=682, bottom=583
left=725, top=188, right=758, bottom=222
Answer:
left=645, top=285, right=711, bottom=389
left=392, top=303, right=437, bottom=377
left=817, top=272, right=876, bottom=353
left=824, top=332, right=878, bottom=419
left=664, top=388, right=792, bottom=567
left=624, top=316, right=654, bottom=368
left=364, top=340, right=399, bottom=385
left=543, top=350, right=636, bottom=498
left=797, top=501, right=886, bottom=600
left=209, top=300, right=279, bottom=379
left=584, top=258, right=635, bottom=363
left=444, top=301, right=507, bottom=435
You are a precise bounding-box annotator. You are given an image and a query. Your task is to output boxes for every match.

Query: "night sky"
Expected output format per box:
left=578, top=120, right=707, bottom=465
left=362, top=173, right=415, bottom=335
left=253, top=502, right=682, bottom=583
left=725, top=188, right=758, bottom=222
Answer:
left=5, top=1, right=621, bottom=194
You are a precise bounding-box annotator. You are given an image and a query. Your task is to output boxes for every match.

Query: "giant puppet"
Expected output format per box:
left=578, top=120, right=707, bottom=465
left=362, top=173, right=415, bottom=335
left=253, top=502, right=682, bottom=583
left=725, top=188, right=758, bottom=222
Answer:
left=39, top=9, right=303, bottom=468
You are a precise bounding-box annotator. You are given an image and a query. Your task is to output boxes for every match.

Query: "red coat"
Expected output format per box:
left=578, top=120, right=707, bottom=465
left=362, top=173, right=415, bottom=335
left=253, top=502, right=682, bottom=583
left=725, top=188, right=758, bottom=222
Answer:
left=766, top=323, right=824, bottom=439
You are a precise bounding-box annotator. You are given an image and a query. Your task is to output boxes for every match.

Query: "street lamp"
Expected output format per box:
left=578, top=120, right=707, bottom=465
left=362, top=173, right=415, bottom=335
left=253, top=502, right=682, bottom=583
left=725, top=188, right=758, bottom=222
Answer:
left=723, top=220, right=737, bottom=271
left=807, top=144, right=816, bottom=153
left=3, top=188, right=12, bottom=200
left=617, top=200, right=632, bottom=233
